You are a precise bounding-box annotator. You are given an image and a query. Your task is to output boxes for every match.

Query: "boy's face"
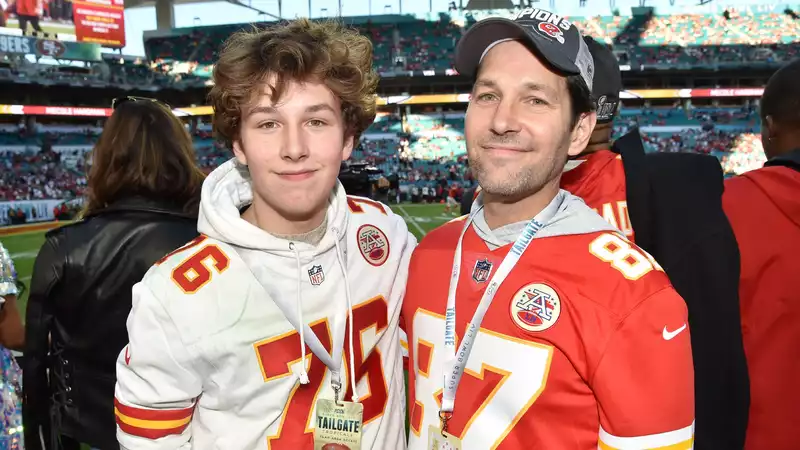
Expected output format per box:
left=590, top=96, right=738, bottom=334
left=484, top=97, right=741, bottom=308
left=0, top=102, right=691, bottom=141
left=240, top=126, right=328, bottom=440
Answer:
left=234, top=77, right=353, bottom=224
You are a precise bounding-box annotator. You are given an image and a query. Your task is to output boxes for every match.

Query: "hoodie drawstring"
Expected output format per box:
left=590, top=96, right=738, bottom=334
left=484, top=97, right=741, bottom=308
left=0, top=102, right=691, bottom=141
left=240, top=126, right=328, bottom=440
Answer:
left=290, top=242, right=310, bottom=385
left=291, top=234, right=359, bottom=402
left=332, top=227, right=360, bottom=402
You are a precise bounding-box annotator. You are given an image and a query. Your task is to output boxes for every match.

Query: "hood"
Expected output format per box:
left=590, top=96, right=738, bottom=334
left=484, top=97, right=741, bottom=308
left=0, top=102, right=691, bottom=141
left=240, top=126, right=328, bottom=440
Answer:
left=197, top=158, right=350, bottom=257
left=742, top=165, right=800, bottom=230
left=471, top=189, right=618, bottom=248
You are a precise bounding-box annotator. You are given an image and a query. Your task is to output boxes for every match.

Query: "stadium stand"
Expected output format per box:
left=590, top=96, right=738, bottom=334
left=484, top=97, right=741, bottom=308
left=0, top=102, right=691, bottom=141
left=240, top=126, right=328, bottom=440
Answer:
left=0, top=6, right=789, bottom=209
left=0, top=103, right=767, bottom=207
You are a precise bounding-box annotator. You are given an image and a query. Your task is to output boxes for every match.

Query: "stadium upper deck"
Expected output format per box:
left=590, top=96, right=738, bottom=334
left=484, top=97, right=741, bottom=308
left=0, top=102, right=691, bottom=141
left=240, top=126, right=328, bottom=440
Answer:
left=142, top=7, right=800, bottom=82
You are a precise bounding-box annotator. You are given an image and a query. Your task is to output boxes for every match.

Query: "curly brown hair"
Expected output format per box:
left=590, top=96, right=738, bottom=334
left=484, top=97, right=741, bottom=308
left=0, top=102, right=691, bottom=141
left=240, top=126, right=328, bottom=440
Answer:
left=209, top=19, right=379, bottom=147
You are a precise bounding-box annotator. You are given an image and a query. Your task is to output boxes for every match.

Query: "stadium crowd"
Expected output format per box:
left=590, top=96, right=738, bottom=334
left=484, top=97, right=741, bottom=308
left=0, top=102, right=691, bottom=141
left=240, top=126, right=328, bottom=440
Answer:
left=0, top=105, right=768, bottom=207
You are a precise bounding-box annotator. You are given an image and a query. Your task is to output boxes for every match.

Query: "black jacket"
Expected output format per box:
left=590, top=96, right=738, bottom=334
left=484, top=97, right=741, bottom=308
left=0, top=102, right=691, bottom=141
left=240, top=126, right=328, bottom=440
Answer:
left=23, top=196, right=199, bottom=450
left=614, top=128, right=749, bottom=450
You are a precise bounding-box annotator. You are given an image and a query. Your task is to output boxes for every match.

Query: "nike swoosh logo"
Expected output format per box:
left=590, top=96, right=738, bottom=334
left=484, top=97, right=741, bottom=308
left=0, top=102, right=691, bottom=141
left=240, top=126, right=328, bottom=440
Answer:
left=663, top=324, right=687, bottom=341
left=124, top=346, right=131, bottom=365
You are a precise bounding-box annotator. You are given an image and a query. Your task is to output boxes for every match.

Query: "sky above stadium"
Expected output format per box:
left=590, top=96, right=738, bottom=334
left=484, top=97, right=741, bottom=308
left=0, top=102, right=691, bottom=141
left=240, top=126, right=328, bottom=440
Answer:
left=115, top=0, right=782, bottom=56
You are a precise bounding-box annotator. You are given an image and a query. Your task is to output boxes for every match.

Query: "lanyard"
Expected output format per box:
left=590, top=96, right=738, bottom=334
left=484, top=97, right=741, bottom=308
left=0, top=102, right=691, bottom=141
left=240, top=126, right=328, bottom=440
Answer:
left=440, top=192, right=564, bottom=421
left=243, top=259, right=347, bottom=386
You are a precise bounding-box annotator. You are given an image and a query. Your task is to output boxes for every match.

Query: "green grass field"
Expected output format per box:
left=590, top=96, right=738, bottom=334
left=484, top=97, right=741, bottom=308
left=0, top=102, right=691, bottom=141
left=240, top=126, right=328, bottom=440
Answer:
left=0, top=203, right=456, bottom=320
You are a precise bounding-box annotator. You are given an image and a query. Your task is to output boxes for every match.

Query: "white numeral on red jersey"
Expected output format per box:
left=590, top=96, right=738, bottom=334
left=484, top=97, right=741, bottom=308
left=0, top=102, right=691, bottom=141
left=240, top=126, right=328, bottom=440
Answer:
left=408, top=310, right=553, bottom=450
left=589, top=233, right=663, bottom=281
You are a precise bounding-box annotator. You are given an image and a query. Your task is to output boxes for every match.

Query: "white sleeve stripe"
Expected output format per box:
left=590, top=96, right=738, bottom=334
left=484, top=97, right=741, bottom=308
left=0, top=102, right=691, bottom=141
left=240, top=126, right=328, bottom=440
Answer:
left=598, top=420, right=694, bottom=449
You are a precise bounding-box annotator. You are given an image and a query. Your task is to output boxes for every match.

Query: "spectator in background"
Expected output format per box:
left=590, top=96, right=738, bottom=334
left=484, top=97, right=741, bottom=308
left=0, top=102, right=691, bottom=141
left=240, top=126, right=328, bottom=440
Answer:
left=23, top=97, right=204, bottom=450
left=560, top=36, right=749, bottom=450
left=0, top=242, right=25, bottom=449
left=723, top=59, right=800, bottom=450
left=13, top=0, right=43, bottom=34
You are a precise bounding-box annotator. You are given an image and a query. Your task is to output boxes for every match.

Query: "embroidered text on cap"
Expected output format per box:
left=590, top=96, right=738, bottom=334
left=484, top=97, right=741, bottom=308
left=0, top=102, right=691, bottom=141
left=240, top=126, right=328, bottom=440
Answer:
left=509, top=7, right=574, bottom=31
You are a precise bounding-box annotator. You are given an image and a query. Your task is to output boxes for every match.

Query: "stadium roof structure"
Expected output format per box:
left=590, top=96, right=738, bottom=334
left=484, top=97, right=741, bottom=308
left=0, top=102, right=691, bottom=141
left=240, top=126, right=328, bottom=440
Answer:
left=125, top=0, right=283, bottom=27
left=464, top=0, right=515, bottom=9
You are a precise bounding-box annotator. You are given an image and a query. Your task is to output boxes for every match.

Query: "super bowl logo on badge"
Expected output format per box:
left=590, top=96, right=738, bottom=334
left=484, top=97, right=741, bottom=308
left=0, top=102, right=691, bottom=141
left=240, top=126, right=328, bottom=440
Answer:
left=308, top=265, right=325, bottom=286
left=510, top=283, right=561, bottom=332
left=356, top=224, right=390, bottom=266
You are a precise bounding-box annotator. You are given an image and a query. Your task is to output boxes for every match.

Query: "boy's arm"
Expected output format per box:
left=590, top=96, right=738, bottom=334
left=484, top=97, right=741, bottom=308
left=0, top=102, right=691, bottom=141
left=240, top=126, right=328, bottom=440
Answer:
left=115, top=279, right=202, bottom=450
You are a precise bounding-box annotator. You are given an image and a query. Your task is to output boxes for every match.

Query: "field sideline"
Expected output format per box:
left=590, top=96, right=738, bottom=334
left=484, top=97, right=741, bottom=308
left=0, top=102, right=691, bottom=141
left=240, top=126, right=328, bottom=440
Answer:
left=0, top=203, right=455, bottom=321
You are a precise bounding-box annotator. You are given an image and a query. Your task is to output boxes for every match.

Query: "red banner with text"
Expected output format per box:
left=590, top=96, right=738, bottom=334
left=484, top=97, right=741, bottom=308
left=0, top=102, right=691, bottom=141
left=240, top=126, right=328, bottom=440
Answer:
left=71, top=0, right=126, bottom=47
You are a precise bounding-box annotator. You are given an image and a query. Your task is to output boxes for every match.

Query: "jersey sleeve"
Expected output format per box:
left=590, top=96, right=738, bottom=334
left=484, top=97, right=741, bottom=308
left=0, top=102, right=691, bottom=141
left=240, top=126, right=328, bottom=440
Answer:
left=388, top=213, right=417, bottom=367
left=114, top=277, right=202, bottom=449
left=592, top=287, right=695, bottom=449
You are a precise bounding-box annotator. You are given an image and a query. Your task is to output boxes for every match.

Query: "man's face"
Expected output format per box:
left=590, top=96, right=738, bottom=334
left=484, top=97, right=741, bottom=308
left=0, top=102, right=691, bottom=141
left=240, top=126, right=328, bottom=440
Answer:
left=465, top=40, right=594, bottom=200
left=233, top=77, right=353, bottom=222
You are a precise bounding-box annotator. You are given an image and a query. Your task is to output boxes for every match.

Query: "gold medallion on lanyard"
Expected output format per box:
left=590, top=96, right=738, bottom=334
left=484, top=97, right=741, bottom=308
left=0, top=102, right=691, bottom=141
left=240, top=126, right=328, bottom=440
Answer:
left=313, top=379, right=364, bottom=450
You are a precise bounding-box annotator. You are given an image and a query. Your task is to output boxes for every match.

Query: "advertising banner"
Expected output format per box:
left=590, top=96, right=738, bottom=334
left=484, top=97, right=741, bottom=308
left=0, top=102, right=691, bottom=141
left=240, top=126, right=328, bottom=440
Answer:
left=0, top=34, right=102, bottom=61
left=72, top=0, right=126, bottom=47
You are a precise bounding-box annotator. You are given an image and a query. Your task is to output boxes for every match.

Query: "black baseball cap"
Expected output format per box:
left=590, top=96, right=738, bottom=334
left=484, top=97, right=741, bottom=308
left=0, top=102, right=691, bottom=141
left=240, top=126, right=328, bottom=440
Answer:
left=583, top=36, right=622, bottom=123
left=455, top=8, right=595, bottom=92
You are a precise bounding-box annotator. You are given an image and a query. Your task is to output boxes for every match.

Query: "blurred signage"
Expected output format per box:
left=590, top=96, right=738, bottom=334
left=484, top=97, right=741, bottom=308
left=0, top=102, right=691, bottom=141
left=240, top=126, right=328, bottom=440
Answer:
left=0, top=34, right=102, bottom=61
left=72, top=0, right=126, bottom=47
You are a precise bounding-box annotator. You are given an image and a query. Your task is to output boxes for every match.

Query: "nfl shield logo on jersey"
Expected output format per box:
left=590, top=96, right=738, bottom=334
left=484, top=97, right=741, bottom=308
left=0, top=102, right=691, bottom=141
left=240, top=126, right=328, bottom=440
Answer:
left=308, top=265, right=325, bottom=286
left=472, top=259, right=493, bottom=283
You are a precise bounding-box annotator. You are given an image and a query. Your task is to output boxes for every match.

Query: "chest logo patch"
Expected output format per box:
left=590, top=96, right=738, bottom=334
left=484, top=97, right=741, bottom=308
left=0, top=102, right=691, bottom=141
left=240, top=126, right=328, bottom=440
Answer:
left=510, top=283, right=561, bottom=332
left=357, top=224, right=390, bottom=266
left=472, top=258, right=493, bottom=283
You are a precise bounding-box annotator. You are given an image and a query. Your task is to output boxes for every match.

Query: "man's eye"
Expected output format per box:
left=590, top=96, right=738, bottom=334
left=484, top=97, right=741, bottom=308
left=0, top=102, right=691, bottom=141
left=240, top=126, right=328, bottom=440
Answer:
left=258, top=121, right=278, bottom=129
left=308, top=119, right=326, bottom=127
left=476, top=93, right=497, bottom=102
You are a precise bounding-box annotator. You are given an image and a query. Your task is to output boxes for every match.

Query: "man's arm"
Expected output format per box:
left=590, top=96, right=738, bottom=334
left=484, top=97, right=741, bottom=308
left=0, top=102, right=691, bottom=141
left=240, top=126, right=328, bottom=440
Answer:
left=115, top=278, right=202, bottom=449
left=592, top=287, right=695, bottom=449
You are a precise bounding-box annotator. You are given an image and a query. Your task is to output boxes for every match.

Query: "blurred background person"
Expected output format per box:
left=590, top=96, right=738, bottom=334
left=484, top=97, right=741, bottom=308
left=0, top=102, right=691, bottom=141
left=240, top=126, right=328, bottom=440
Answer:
left=23, top=97, right=204, bottom=450
left=1, top=242, right=25, bottom=449
left=723, top=59, right=800, bottom=450
left=559, top=37, right=749, bottom=450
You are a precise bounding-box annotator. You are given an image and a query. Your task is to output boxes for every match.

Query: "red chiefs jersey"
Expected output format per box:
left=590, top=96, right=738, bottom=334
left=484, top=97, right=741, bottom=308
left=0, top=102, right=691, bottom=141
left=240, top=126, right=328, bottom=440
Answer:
left=723, top=166, right=800, bottom=450
left=403, top=219, right=694, bottom=450
left=561, top=149, right=634, bottom=240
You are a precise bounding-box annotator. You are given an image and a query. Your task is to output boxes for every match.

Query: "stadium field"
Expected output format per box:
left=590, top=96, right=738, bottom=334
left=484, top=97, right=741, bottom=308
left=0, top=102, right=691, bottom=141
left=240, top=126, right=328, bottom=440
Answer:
left=0, top=202, right=456, bottom=320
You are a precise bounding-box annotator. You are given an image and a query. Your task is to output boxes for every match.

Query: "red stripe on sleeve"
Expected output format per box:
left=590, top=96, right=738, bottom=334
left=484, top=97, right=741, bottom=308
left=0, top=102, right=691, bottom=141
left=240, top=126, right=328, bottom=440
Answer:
left=114, top=397, right=194, bottom=422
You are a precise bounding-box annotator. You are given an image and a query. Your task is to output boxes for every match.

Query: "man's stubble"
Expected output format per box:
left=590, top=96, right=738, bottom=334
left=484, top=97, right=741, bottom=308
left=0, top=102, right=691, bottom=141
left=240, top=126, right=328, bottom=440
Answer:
left=468, top=135, right=570, bottom=200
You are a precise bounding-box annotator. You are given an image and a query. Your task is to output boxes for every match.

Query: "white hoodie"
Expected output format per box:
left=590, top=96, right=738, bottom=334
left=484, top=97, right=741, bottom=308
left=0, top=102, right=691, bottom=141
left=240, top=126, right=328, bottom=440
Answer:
left=115, top=159, right=416, bottom=450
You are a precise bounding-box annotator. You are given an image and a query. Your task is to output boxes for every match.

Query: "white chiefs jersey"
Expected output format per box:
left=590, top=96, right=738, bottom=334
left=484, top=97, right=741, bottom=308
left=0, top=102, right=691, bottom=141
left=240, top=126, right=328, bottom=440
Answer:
left=114, top=159, right=416, bottom=449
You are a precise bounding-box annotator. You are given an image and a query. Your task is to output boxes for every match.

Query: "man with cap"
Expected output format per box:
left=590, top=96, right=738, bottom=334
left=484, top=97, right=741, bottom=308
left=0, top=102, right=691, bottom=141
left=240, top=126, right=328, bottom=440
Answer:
left=401, top=8, right=695, bottom=450
left=563, top=36, right=749, bottom=450
left=561, top=37, right=630, bottom=238
left=557, top=33, right=750, bottom=450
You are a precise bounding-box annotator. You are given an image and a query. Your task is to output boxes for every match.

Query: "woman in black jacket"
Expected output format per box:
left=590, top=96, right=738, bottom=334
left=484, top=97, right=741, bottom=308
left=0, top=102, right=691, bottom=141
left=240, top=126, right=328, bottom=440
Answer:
left=23, top=97, right=205, bottom=450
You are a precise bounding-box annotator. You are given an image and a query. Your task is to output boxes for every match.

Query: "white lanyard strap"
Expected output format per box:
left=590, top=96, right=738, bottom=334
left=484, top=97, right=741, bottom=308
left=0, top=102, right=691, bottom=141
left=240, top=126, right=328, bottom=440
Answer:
left=441, top=191, right=564, bottom=414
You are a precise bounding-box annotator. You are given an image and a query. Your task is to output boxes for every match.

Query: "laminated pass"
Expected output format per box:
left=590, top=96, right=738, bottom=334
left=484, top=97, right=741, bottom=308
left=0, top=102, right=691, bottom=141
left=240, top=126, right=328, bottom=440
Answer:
left=313, top=397, right=364, bottom=450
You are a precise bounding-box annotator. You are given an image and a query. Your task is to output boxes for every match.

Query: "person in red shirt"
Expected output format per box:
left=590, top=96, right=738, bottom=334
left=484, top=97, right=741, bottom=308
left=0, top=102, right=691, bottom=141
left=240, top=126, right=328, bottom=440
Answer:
left=403, top=8, right=694, bottom=449
left=723, top=59, right=800, bottom=450
left=560, top=37, right=632, bottom=239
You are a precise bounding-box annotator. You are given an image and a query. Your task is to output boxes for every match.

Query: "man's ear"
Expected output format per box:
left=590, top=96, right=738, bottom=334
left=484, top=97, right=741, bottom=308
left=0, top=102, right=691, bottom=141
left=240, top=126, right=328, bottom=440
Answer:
left=232, top=140, right=247, bottom=166
left=765, top=115, right=778, bottom=140
left=342, top=134, right=355, bottom=161
left=567, top=111, right=597, bottom=157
